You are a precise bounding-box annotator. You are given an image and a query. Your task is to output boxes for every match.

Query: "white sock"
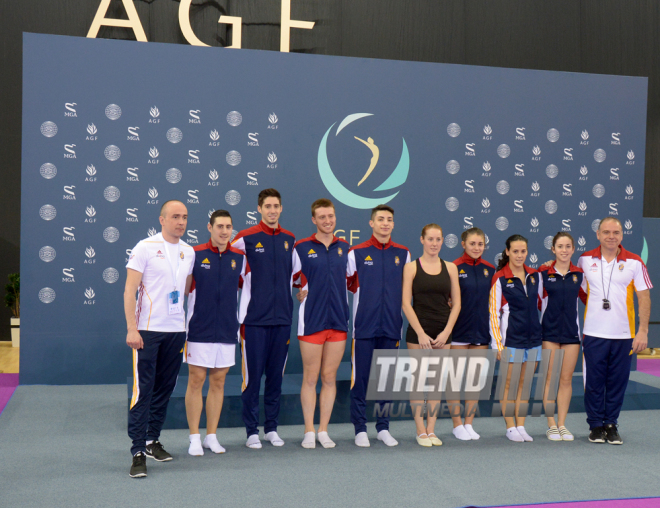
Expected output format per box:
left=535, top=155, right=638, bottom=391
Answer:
left=245, top=434, right=262, bottom=449
left=516, top=426, right=533, bottom=442
left=265, top=431, right=285, bottom=446
left=301, top=431, right=316, bottom=449
left=377, top=430, right=399, bottom=447
left=146, top=440, right=154, bottom=446
left=506, top=427, right=524, bottom=442
left=188, top=434, right=204, bottom=456
left=464, top=424, right=480, bottom=440
left=354, top=432, right=370, bottom=447
left=317, top=431, right=336, bottom=449
left=203, top=434, right=226, bottom=454
left=452, top=425, right=471, bottom=441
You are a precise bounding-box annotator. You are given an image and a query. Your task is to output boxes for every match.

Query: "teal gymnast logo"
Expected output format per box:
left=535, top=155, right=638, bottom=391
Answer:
left=318, top=113, right=410, bottom=209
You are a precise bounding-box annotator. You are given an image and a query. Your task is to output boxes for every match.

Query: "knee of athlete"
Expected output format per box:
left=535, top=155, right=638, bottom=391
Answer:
left=559, top=375, right=573, bottom=388
left=320, top=371, right=337, bottom=386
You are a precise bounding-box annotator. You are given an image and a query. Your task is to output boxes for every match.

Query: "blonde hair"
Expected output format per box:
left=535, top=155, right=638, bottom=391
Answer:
left=421, top=223, right=443, bottom=238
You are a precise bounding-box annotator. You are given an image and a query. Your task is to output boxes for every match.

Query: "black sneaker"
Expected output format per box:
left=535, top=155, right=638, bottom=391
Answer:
left=129, top=452, right=147, bottom=478
left=604, top=424, right=623, bottom=445
left=145, top=441, right=173, bottom=461
left=588, top=426, right=606, bottom=443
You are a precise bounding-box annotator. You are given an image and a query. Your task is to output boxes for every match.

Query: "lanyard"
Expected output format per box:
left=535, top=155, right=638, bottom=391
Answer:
left=164, top=240, right=181, bottom=292
left=601, top=256, right=616, bottom=301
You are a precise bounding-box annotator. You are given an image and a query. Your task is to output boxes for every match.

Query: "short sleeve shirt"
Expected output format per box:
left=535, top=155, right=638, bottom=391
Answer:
left=126, top=233, right=195, bottom=332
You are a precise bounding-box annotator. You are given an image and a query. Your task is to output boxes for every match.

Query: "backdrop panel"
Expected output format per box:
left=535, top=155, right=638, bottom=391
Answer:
left=21, top=33, right=647, bottom=384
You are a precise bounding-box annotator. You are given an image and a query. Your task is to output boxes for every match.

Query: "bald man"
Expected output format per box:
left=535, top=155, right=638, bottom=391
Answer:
left=125, top=200, right=195, bottom=478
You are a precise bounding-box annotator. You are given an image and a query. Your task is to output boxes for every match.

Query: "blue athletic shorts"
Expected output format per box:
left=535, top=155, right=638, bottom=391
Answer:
left=503, top=345, right=542, bottom=362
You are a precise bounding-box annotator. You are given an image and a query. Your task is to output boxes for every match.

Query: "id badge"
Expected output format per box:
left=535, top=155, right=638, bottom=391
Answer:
left=168, top=290, right=182, bottom=315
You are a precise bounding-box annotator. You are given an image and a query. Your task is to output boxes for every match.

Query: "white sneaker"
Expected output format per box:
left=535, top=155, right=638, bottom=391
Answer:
left=377, top=430, right=399, bottom=447
left=188, top=434, right=204, bottom=456
left=203, top=434, right=226, bottom=454
left=265, top=431, right=285, bottom=446
left=516, top=426, right=533, bottom=442
left=246, top=434, right=262, bottom=449
left=506, top=427, right=524, bottom=442
left=354, top=432, right=370, bottom=447
left=301, top=431, right=316, bottom=449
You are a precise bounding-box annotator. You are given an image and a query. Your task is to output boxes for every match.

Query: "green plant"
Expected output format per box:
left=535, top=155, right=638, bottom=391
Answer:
left=5, top=273, right=19, bottom=318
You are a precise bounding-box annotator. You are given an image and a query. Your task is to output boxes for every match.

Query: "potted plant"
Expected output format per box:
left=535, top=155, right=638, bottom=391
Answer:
left=5, top=273, right=19, bottom=347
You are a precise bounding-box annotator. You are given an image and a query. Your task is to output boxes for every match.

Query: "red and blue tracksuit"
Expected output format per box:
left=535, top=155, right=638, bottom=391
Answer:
left=489, top=264, right=543, bottom=351
left=292, top=234, right=350, bottom=336
left=347, top=235, right=410, bottom=434
left=537, top=261, right=583, bottom=344
left=453, top=253, right=496, bottom=346
left=185, top=240, right=247, bottom=346
left=232, top=221, right=296, bottom=437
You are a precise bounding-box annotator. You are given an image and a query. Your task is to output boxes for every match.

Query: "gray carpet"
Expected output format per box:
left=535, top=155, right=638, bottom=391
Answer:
left=1, top=384, right=660, bottom=508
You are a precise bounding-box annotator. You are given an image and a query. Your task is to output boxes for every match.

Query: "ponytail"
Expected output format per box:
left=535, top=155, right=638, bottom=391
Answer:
left=497, top=234, right=528, bottom=271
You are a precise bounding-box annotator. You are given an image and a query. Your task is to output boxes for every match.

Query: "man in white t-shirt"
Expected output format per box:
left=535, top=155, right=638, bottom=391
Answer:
left=578, top=217, right=652, bottom=445
left=124, top=200, right=195, bottom=478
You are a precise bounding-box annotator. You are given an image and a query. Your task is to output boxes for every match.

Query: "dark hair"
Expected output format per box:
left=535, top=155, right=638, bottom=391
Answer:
left=461, top=227, right=485, bottom=243
left=552, top=231, right=574, bottom=248
left=258, top=188, right=282, bottom=207
left=159, top=200, right=184, bottom=217
left=421, top=223, right=443, bottom=237
left=370, top=204, right=394, bottom=220
left=209, top=209, right=232, bottom=226
left=311, top=198, right=334, bottom=217
left=598, top=216, right=622, bottom=231
left=497, top=234, right=528, bottom=271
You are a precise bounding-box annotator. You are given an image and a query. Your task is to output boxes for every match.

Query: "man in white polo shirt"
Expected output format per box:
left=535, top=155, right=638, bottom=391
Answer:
left=578, top=217, right=651, bottom=445
left=124, top=200, right=195, bottom=478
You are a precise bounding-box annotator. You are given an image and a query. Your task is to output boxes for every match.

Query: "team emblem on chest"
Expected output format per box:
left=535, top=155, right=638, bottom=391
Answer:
left=284, top=241, right=289, bottom=251
left=364, top=255, right=373, bottom=266
left=180, top=252, right=185, bottom=260
left=618, top=263, right=625, bottom=271
left=338, top=247, right=343, bottom=257
left=572, top=274, right=578, bottom=283
left=231, top=259, right=237, bottom=270
left=255, top=242, right=265, bottom=253
left=530, top=276, right=536, bottom=285
left=483, top=268, right=489, bottom=277
left=459, top=269, right=467, bottom=279
left=201, top=257, right=211, bottom=269
left=307, top=248, right=318, bottom=259
left=395, top=256, right=400, bottom=266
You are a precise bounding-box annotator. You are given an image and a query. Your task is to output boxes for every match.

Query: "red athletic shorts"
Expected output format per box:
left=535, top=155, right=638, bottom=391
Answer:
left=298, top=329, right=347, bottom=344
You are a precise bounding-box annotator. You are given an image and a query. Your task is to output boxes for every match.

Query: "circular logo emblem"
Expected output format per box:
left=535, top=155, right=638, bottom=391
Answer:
left=166, top=168, right=182, bottom=184
left=496, top=180, right=510, bottom=195
left=497, top=144, right=511, bottom=158
left=40, top=121, right=58, bottom=137
left=39, top=204, right=57, bottom=221
left=40, top=163, right=57, bottom=179
left=226, top=151, right=242, bottom=166
left=495, top=216, right=509, bottom=231
left=446, top=160, right=460, bottom=174
left=103, top=227, right=120, bottom=243
left=592, top=219, right=601, bottom=232
left=103, top=186, right=120, bottom=202
left=544, top=236, right=554, bottom=250
left=38, top=287, right=56, bottom=304
left=227, top=111, right=243, bottom=126
left=547, top=128, right=560, bottom=142
left=105, top=104, right=122, bottom=120
left=545, top=164, right=558, bottom=179
left=225, top=190, right=241, bottom=206
left=592, top=184, right=605, bottom=198
left=545, top=200, right=558, bottom=214
left=104, top=145, right=121, bottom=161
left=39, top=246, right=56, bottom=262
left=447, top=123, right=461, bottom=137
left=166, top=128, right=183, bottom=144
left=318, top=113, right=410, bottom=209
left=444, top=234, right=458, bottom=248
left=445, top=197, right=459, bottom=211
left=102, top=267, right=120, bottom=283
left=593, top=149, right=606, bottom=163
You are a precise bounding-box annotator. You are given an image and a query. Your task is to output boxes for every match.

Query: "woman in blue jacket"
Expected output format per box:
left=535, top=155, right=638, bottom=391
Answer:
left=489, top=235, right=543, bottom=442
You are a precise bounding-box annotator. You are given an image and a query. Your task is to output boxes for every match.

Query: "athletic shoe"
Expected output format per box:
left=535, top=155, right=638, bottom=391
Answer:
left=588, top=426, right=607, bottom=443
left=129, top=452, right=147, bottom=478
left=546, top=426, right=561, bottom=441
left=558, top=426, right=574, bottom=441
left=416, top=433, right=432, bottom=447
left=145, top=441, right=173, bottom=461
left=604, top=424, right=623, bottom=445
